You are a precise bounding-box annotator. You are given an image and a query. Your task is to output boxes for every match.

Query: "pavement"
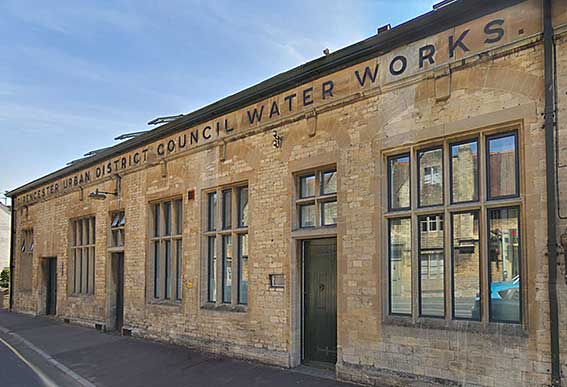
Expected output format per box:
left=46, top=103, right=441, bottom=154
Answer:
left=0, top=309, right=358, bottom=387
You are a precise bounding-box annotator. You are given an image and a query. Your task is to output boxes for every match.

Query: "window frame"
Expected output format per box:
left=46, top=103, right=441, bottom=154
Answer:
left=69, top=216, right=96, bottom=296
left=383, top=126, right=524, bottom=327
left=148, top=197, right=183, bottom=304
left=19, top=229, right=34, bottom=291
left=295, top=168, right=338, bottom=229
left=449, top=137, right=480, bottom=205
left=387, top=217, right=412, bottom=317
left=203, top=183, right=249, bottom=309
left=417, top=146, right=445, bottom=208
left=109, top=210, right=126, bottom=249
left=387, top=153, right=411, bottom=212
left=486, top=131, right=520, bottom=201
left=417, top=213, right=446, bottom=319
left=486, top=205, right=522, bottom=324
left=450, top=209, right=482, bottom=321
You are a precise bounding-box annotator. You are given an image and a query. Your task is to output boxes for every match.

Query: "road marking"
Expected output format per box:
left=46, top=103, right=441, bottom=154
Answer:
left=0, top=325, right=95, bottom=387
left=0, top=336, right=58, bottom=387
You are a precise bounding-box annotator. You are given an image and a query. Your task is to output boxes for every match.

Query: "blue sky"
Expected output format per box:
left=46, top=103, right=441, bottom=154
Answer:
left=0, top=0, right=437, bottom=202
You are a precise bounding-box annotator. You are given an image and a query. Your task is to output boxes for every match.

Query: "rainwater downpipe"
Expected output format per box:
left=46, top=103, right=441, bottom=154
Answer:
left=543, top=0, right=562, bottom=385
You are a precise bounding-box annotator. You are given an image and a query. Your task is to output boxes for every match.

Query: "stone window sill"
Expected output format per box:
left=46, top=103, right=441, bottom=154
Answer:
left=201, top=303, right=247, bottom=313
left=383, top=315, right=527, bottom=337
left=147, top=300, right=182, bottom=308
left=68, top=293, right=96, bottom=300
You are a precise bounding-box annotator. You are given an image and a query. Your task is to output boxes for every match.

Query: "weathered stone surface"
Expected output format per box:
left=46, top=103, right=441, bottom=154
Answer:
left=9, top=1, right=567, bottom=386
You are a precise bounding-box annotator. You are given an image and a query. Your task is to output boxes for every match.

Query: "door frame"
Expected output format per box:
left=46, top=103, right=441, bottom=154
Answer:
left=106, top=251, right=125, bottom=331
left=300, top=237, right=338, bottom=367
left=42, top=257, right=57, bottom=316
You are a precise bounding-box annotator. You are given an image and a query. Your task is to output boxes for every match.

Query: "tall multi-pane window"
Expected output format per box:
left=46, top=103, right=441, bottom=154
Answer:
left=296, top=168, right=337, bottom=228
left=19, top=229, right=33, bottom=291
left=150, top=199, right=183, bottom=302
left=70, top=217, right=95, bottom=295
left=205, top=185, right=249, bottom=306
left=386, top=130, right=522, bottom=324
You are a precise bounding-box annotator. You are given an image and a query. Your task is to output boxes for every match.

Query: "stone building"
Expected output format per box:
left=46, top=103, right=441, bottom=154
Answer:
left=0, top=203, right=11, bottom=271
left=6, top=0, right=567, bottom=386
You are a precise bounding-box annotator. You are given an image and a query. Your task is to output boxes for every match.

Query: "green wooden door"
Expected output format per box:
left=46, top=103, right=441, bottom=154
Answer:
left=303, top=238, right=337, bottom=366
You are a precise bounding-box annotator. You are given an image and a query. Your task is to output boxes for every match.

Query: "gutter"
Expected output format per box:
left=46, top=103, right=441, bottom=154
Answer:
left=8, top=203, right=15, bottom=310
left=5, top=0, right=525, bottom=198
left=543, top=0, right=561, bottom=386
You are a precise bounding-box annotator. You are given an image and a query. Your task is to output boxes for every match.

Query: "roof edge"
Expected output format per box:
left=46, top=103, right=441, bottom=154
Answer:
left=6, top=0, right=526, bottom=197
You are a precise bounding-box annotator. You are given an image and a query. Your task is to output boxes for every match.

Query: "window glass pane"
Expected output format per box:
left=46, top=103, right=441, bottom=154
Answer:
left=118, top=211, right=126, bottom=227
left=222, top=235, right=232, bottom=303
left=300, top=204, right=316, bottom=228
left=418, top=149, right=443, bottom=207
left=111, top=212, right=121, bottom=227
left=452, top=212, right=481, bottom=320
left=208, top=237, right=216, bottom=302
left=451, top=141, right=478, bottom=203
left=164, top=240, right=171, bottom=299
left=85, top=248, right=90, bottom=293
left=153, top=241, right=160, bottom=299
left=207, top=192, right=217, bottom=231
left=175, top=200, right=183, bottom=235
left=222, top=189, right=232, bottom=230
left=164, top=201, right=172, bottom=236
left=154, top=204, right=160, bottom=237
left=176, top=239, right=182, bottom=300
left=488, top=134, right=518, bottom=198
left=419, top=214, right=444, bottom=317
left=300, top=174, right=316, bottom=198
left=322, top=170, right=337, bottom=195
left=389, top=218, right=412, bottom=315
left=238, top=187, right=249, bottom=228
left=238, top=234, right=249, bottom=305
left=321, top=201, right=337, bottom=226
left=112, top=230, right=119, bottom=248
left=488, top=207, right=521, bottom=323
left=78, top=220, right=83, bottom=246
left=389, top=155, right=410, bottom=209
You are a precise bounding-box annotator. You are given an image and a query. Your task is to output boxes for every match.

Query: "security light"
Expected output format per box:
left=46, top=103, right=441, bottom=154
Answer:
left=88, top=188, right=117, bottom=200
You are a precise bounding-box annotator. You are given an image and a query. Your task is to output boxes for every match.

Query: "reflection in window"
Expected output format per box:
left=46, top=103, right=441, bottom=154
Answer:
left=322, top=170, right=337, bottom=195
left=452, top=212, right=480, bottom=320
left=205, top=185, right=248, bottom=307
left=208, top=237, right=216, bottom=302
left=300, top=204, right=316, bottom=228
left=110, top=211, right=125, bottom=248
left=207, top=192, right=217, bottom=231
left=150, top=200, right=183, bottom=301
left=300, top=175, right=316, bottom=198
left=222, top=235, right=233, bottom=303
left=488, top=207, right=521, bottom=323
left=321, top=201, right=337, bottom=226
left=451, top=140, right=478, bottom=203
left=389, top=218, right=412, bottom=315
left=487, top=133, right=518, bottom=199
left=388, top=155, right=410, bottom=210
left=238, top=187, right=248, bottom=227
left=418, top=148, right=443, bottom=207
left=222, top=189, right=232, bottom=230
left=238, top=234, right=248, bottom=305
left=419, top=214, right=444, bottom=317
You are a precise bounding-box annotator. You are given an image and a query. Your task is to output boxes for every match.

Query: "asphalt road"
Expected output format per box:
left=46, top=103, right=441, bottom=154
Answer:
left=0, top=338, right=44, bottom=387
